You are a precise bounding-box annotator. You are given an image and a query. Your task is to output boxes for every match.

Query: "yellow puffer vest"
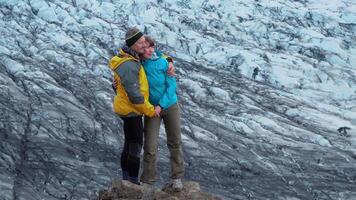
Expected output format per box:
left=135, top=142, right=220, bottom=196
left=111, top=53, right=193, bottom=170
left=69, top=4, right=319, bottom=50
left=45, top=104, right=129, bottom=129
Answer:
left=109, top=49, right=155, bottom=117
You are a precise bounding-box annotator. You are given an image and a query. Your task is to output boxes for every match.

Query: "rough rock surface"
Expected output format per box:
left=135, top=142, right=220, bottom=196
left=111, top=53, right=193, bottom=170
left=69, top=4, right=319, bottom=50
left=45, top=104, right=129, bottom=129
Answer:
left=97, top=180, right=222, bottom=200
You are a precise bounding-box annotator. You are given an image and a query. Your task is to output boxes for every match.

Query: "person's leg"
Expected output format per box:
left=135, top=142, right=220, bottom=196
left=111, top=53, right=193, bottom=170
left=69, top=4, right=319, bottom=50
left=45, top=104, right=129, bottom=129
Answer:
left=140, top=116, right=161, bottom=184
left=120, top=118, right=130, bottom=180
left=162, top=104, right=185, bottom=180
left=121, top=116, right=144, bottom=184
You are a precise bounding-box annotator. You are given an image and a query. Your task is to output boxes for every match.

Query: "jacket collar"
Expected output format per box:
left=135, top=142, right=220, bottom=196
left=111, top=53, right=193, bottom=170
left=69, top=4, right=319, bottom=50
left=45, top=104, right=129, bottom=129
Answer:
left=120, top=45, right=140, bottom=60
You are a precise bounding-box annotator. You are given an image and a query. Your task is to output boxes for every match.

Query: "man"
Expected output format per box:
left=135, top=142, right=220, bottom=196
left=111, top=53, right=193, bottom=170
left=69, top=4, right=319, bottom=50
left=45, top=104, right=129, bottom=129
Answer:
left=109, top=27, right=175, bottom=185
left=109, top=27, right=160, bottom=184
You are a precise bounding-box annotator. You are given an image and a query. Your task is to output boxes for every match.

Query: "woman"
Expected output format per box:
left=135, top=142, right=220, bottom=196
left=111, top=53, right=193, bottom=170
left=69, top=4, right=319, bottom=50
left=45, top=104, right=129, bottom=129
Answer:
left=139, top=37, right=185, bottom=191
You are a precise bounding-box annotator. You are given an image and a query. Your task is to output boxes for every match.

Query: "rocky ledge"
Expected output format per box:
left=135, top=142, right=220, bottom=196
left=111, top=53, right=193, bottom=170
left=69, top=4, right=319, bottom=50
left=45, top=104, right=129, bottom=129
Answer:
left=97, top=180, right=222, bottom=200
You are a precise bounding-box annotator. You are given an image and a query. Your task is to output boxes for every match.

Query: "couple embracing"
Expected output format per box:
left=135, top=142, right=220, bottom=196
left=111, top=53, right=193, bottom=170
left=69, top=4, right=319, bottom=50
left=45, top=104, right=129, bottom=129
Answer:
left=109, top=27, right=184, bottom=191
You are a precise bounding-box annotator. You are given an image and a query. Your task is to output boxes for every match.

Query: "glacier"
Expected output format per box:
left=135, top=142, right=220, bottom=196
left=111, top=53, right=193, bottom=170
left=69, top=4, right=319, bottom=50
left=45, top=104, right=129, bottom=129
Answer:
left=0, top=0, right=355, bottom=199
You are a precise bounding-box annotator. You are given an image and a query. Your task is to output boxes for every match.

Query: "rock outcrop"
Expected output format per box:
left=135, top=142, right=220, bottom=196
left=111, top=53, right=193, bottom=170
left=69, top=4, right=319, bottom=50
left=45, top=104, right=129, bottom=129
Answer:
left=97, top=180, right=222, bottom=200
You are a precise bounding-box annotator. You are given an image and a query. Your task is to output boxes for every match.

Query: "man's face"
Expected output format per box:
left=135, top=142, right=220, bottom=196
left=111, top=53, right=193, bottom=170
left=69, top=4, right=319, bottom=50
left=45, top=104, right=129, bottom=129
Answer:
left=130, top=36, right=146, bottom=54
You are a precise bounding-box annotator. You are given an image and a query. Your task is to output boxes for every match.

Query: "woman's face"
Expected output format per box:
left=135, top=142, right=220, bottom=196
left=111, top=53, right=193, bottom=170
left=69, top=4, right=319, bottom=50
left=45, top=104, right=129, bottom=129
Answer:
left=142, top=42, right=155, bottom=59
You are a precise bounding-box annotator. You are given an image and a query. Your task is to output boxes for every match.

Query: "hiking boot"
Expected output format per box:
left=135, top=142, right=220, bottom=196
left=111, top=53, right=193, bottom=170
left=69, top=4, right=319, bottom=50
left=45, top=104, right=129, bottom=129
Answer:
left=171, top=179, right=183, bottom=192
left=142, top=182, right=154, bottom=189
left=128, top=176, right=141, bottom=185
left=122, top=170, right=129, bottom=180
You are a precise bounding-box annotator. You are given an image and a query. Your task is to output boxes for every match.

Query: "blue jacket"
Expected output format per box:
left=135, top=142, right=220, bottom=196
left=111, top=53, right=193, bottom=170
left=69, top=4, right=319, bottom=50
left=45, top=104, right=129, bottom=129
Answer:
left=142, top=51, right=178, bottom=109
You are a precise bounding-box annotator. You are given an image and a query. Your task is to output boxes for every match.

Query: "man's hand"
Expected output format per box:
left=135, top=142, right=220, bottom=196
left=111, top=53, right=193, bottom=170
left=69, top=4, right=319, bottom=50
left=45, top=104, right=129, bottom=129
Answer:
left=154, top=106, right=162, bottom=117
left=167, top=62, right=176, bottom=76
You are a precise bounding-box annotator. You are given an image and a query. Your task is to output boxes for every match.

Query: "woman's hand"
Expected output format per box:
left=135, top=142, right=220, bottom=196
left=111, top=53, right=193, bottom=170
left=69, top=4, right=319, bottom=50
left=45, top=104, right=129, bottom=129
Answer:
left=167, top=62, right=176, bottom=76
left=112, top=78, right=118, bottom=93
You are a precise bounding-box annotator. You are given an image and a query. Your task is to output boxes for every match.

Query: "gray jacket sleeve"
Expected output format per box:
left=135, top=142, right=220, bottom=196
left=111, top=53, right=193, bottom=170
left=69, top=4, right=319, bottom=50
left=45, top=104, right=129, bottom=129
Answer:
left=115, top=60, right=144, bottom=104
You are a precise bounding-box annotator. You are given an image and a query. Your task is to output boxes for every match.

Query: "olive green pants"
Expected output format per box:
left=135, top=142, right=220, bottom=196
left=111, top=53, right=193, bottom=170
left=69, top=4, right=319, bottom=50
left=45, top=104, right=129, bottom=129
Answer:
left=140, top=103, right=184, bottom=184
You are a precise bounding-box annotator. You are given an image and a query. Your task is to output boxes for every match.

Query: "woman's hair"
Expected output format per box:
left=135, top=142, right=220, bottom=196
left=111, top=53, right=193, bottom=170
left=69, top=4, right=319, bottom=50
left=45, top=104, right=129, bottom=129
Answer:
left=145, top=36, right=155, bottom=47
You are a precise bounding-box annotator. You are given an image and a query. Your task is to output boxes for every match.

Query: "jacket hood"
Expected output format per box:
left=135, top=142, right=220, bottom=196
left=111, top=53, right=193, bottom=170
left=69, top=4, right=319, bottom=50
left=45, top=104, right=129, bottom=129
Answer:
left=109, top=48, right=138, bottom=71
